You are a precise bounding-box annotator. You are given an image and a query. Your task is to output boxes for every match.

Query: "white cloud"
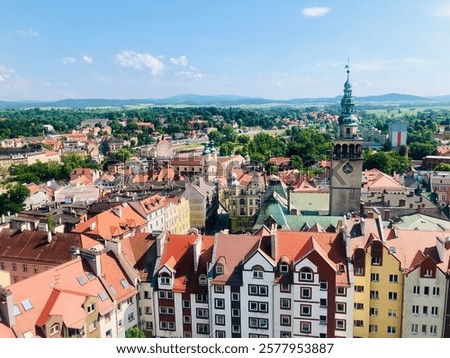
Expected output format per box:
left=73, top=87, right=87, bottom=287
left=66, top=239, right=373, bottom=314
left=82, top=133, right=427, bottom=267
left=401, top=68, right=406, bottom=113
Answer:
left=302, top=7, right=330, bottom=18
left=170, top=55, right=189, bottom=67
left=432, top=4, right=450, bottom=17
left=0, top=65, right=15, bottom=81
left=19, top=29, right=39, bottom=37
left=63, top=57, right=76, bottom=64
left=175, top=71, right=203, bottom=79
left=115, top=50, right=165, bottom=76
left=82, top=55, right=93, bottom=64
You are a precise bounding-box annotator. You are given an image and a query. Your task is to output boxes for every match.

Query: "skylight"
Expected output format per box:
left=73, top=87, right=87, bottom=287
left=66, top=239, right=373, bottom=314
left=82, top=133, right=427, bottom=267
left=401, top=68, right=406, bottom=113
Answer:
left=76, top=274, right=87, bottom=286
left=109, top=286, right=117, bottom=297
left=13, top=305, right=21, bottom=316
left=21, top=299, right=33, bottom=311
left=98, top=291, right=108, bottom=301
left=120, top=279, right=129, bottom=289
left=86, top=272, right=96, bottom=281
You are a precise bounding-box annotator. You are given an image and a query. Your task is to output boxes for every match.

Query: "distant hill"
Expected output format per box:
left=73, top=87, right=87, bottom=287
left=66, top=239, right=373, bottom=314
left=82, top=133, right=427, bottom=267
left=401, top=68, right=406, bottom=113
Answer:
left=0, top=92, right=446, bottom=109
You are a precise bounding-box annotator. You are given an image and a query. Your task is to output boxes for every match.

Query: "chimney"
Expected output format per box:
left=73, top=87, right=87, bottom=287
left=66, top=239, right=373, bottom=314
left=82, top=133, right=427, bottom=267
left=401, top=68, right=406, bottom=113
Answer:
left=47, top=231, right=52, bottom=243
left=383, top=210, right=390, bottom=221
left=156, top=231, right=167, bottom=258
left=287, top=187, right=291, bottom=214
left=0, top=287, right=15, bottom=328
left=193, top=235, right=202, bottom=272
left=106, top=237, right=122, bottom=257
left=1, top=215, right=4, bottom=224
left=270, top=224, right=277, bottom=259
left=79, top=248, right=102, bottom=276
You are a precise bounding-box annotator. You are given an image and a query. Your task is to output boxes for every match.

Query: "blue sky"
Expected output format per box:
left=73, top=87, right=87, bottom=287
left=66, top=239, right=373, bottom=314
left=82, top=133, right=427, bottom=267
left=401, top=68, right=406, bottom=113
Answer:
left=2, top=0, right=450, bottom=101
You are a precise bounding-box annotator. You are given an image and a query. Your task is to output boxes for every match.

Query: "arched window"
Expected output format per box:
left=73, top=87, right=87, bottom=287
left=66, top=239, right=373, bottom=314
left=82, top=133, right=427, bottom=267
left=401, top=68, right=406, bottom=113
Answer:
left=252, top=265, right=264, bottom=279
left=299, top=267, right=313, bottom=281
left=279, top=262, right=289, bottom=274
left=159, top=272, right=170, bottom=285
left=199, top=274, right=207, bottom=286
left=216, top=263, right=224, bottom=275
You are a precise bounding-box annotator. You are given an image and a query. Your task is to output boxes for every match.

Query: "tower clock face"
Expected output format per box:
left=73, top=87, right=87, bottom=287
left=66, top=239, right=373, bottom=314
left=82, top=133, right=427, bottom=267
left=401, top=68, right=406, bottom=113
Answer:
left=343, top=162, right=353, bottom=174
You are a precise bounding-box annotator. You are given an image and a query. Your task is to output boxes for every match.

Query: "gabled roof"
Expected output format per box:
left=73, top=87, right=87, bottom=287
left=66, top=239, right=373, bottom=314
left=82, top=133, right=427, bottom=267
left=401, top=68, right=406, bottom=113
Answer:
left=363, top=168, right=406, bottom=193
left=0, top=258, right=115, bottom=338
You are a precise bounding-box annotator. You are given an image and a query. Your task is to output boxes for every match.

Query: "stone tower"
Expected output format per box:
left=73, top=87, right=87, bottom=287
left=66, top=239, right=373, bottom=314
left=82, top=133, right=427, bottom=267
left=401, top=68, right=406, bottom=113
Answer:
left=329, top=63, right=363, bottom=216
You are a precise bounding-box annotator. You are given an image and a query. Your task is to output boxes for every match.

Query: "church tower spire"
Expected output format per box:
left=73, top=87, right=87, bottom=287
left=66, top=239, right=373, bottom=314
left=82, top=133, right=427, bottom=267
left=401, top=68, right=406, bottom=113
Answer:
left=329, top=62, right=363, bottom=216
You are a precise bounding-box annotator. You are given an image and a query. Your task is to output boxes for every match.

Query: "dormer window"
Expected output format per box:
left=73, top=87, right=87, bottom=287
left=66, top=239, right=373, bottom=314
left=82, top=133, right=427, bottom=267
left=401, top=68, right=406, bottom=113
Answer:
left=299, top=267, right=313, bottom=282
left=49, top=323, right=59, bottom=336
left=160, top=273, right=170, bottom=286
left=199, top=274, right=207, bottom=286
left=279, top=262, right=289, bottom=274
left=216, top=264, right=224, bottom=275
left=252, top=265, right=264, bottom=279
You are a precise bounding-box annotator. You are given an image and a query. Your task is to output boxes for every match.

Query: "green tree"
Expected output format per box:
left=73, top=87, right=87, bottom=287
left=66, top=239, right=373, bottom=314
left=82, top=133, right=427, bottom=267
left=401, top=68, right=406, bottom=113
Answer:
left=434, top=163, right=450, bottom=171
left=0, top=184, right=30, bottom=215
left=125, top=327, right=146, bottom=338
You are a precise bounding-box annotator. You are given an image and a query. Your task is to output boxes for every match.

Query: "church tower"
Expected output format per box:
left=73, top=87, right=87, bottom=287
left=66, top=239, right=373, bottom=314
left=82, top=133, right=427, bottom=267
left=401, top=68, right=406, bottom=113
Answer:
left=329, top=63, right=363, bottom=216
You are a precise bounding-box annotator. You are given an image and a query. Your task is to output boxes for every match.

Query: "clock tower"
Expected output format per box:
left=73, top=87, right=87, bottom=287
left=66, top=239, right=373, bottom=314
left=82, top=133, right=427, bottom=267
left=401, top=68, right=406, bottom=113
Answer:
left=329, top=63, right=363, bottom=216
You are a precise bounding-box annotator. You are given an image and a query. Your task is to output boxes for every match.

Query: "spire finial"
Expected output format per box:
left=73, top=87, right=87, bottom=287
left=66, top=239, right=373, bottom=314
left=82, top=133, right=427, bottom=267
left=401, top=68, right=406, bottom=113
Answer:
left=345, top=58, right=350, bottom=80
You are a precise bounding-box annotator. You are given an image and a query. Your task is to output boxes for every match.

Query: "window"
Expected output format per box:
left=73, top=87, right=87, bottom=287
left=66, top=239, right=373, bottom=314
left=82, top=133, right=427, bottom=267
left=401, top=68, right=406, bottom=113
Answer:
left=196, top=293, right=207, bottom=303
left=12, top=263, right=17, bottom=271
left=0, top=262, right=4, bottom=270
left=355, top=285, right=364, bottom=292
left=370, top=290, right=379, bottom=299
left=160, top=273, right=170, bottom=285
left=214, top=285, right=224, bottom=293
left=280, top=298, right=291, bottom=310
left=215, top=314, right=225, bottom=325
left=431, top=307, right=438, bottom=316
left=320, top=298, right=327, bottom=307
left=50, top=323, right=59, bottom=335
left=300, top=304, right=311, bottom=316
left=388, top=292, right=397, bottom=300
left=372, top=257, right=381, bottom=265
left=299, top=268, right=313, bottom=281
left=423, top=306, right=428, bottom=315
left=281, top=331, right=291, bottom=338
left=320, top=280, right=328, bottom=290
left=232, top=308, right=240, bottom=317
left=22, top=264, right=28, bottom=273
left=355, top=267, right=364, bottom=275
left=215, top=298, right=225, bottom=309
left=370, top=307, right=378, bottom=316
left=336, top=320, right=346, bottom=330
left=411, top=324, right=418, bottom=334
left=280, top=284, right=291, bottom=293
left=354, top=302, right=364, bottom=310
left=232, top=325, right=240, bottom=334
left=336, top=302, right=346, bottom=313
left=424, top=269, right=432, bottom=277
left=145, top=306, right=152, bottom=315
left=280, top=263, right=289, bottom=274
left=249, top=317, right=269, bottom=330
left=388, top=309, right=396, bottom=317
left=183, top=300, right=190, bottom=309
left=387, top=326, right=396, bottom=334
left=252, top=266, right=264, bottom=279
left=300, top=321, right=311, bottom=334
left=433, top=287, right=440, bottom=296
left=354, top=320, right=364, bottom=327
left=300, top=287, right=311, bottom=299
left=249, top=285, right=268, bottom=296
left=232, top=292, right=240, bottom=301
left=199, top=274, right=207, bottom=285
left=336, top=287, right=346, bottom=296
left=371, top=273, right=379, bottom=282
left=413, top=286, right=420, bottom=295
left=412, top=305, right=419, bottom=315
left=127, top=312, right=135, bottom=322
left=196, top=308, right=209, bottom=319
left=319, top=315, right=327, bottom=325
left=216, top=330, right=226, bottom=338
left=389, top=274, right=398, bottom=283
left=249, top=301, right=268, bottom=313
left=424, top=286, right=430, bottom=295
left=280, top=315, right=291, bottom=326
left=87, top=303, right=95, bottom=314
left=215, top=264, right=224, bottom=275
left=430, top=325, right=437, bottom=335
left=197, top=324, right=210, bottom=335
left=369, top=324, right=377, bottom=333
